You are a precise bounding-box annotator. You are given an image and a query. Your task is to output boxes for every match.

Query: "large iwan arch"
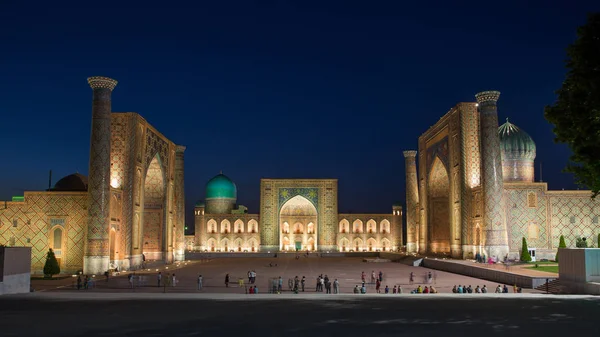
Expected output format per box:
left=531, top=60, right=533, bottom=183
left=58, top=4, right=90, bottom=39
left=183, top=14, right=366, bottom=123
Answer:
left=279, top=195, right=318, bottom=251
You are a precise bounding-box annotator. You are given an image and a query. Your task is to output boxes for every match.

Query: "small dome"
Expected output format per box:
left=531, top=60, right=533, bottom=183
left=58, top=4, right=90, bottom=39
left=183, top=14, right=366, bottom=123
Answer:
left=498, top=119, right=536, bottom=161
left=51, top=173, right=88, bottom=191
left=195, top=200, right=205, bottom=207
left=205, top=172, right=237, bottom=199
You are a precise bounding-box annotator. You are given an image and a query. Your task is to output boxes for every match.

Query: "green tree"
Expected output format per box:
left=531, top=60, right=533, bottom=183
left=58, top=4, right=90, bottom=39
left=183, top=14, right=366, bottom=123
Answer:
left=545, top=13, right=600, bottom=197
left=598, top=233, right=600, bottom=248
left=520, top=237, right=532, bottom=262
left=555, top=235, right=567, bottom=262
left=43, top=248, right=60, bottom=278
left=576, top=237, right=588, bottom=248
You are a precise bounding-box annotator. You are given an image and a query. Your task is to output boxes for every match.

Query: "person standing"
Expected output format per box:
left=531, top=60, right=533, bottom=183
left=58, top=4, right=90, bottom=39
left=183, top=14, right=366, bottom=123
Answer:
left=157, top=272, right=162, bottom=287
left=76, top=275, right=82, bottom=290
left=278, top=276, right=283, bottom=293
left=333, top=279, right=339, bottom=294
left=172, top=274, right=177, bottom=287
left=301, top=276, right=306, bottom=292
left=376, top=279, right=381, bottom=293
left=409, top=272, right=414, bottom=285
left=128, top=273, right=134, bottom=289
left=197, top=274, right=203, bottom=291
left=225, top=273, right=230, bottom=287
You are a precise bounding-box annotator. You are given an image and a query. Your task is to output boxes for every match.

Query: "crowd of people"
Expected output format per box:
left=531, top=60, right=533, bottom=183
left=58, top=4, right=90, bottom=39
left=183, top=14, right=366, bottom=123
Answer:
left=451, top=284, right=523, bottom=293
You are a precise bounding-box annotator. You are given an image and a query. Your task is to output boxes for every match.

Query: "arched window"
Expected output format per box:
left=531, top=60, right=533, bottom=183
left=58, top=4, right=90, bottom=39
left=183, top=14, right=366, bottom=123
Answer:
left=366, top=219, right=376, bottom=234
left=50, top=227, right=64, bottom=267
left=234, top=220, right=244, bottom=234
left=339, top=219, right=349, bottom=233
left=221, top=220, right=231, bottom=234
left=307, top=223, right=314, bottom=234
left=282, top=222, right=290, bottom=234
left=353, top=220, right=363, bottom=234
left=207, top=219, right=217, bottom=234
left=380, top=220, right=391, bottom=234
left=248, top=220, right=258, bottom=233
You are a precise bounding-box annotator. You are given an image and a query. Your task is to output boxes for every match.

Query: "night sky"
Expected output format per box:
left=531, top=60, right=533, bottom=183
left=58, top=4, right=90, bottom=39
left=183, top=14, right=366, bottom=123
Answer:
left=1, top=1, right=598, bottom=228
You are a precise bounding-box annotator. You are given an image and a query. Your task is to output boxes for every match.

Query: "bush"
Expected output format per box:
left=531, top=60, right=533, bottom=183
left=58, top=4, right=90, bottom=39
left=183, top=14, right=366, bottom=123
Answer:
left=598, top=233, right=600, bottom=248
left=555, top=235, right=567, bottom=262
left=43, top=249, right=60, bottom=278
left=520, top=237, right=532, bottom=262
left=576, top=237, right=588, bottom=248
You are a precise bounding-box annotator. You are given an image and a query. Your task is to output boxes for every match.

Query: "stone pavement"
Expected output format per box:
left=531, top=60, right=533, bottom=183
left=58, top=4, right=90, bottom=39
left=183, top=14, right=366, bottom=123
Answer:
left=1, top=292, right=598, bottom=337
left=39, top=257, right=543, bottom=294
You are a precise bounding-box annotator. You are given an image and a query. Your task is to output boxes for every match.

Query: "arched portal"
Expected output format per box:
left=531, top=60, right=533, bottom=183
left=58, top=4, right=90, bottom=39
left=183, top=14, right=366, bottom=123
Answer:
left=49, top=226, right=64, bottom=268
left=353, top=238, right=363, bottom=252
left=367, top=238, right=377, bottom=251
left=143, top=154, right=166, bottom=261
left=279, top=195, right=318, bottom=251
left=339, top=219, right=349, bottom=233
left=428, top=156, right=451, bottom=254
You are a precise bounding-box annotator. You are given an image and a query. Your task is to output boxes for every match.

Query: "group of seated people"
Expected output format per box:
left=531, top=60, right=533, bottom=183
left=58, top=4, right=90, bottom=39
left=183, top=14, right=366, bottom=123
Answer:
left=452, top=284, right=523, bottom=293
left=247, top=286, right=259, bottom=294
left=409, top=285, right=438, bottom=294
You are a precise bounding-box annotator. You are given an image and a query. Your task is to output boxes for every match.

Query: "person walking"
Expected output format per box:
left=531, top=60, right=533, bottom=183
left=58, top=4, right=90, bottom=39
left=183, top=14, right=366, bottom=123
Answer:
left=157, top=272, right=162, bottom=287
left=225, top=273, right=230, bottom=287
left=197, top=274, right=203, bottom=291
left=172, top=274, right=177, bottom=287
left=301, top=276, right=306, bottom=292
left=128, top=273, right=134, bottom=289
left=76, top=275, right=82, bottom=290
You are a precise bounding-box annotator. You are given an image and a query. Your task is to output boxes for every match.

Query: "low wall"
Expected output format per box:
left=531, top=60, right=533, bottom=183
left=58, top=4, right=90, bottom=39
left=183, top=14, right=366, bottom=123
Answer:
left=0, top=247, right=31, bottom=295
left=422, top=258, right=554, bottom=289
left=558, top=248, right=600, bottom=283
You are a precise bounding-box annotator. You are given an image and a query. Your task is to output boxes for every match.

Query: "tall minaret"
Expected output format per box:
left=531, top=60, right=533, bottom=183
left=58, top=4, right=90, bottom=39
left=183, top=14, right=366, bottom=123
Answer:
left=84, top=76, right=118, bottom=274
left=403, top=150, right=419, bottom=253
left=475, top=91, right=509, bottom=259
left=174, top=145, right=186, bottom=261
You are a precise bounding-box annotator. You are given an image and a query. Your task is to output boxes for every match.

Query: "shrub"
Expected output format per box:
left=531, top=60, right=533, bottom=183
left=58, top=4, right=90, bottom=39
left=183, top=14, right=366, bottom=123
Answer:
left=43, top=249, right=60, bottom=278
left=520, top=237, right=532, bottom=262
left=555, top=235, right=567, bottom=262
left=576, top=237, right=588, bottom=248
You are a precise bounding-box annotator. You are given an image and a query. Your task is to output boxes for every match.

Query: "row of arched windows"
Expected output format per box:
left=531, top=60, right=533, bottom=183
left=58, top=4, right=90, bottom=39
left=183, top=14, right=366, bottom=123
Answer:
left=206, top=219, right=258, bottom=234
left=338, top=237, right=391, bottom=252
left=281, top=222, right=315, bottom=234
left=338, top=219, right=391, bottom=234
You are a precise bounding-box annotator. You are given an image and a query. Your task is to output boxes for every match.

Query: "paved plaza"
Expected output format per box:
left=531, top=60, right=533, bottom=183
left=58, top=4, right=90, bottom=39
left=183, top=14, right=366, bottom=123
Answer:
left=1, top=292, right=599, bottom=337
left=35, top=256, right=542, bottom=294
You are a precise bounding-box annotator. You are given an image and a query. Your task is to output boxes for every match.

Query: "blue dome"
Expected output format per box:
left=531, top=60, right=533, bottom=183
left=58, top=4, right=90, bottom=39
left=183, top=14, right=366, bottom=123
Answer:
left=205, top=173, right=237, bottom=199
left=498, top=119, right=536, bottom=161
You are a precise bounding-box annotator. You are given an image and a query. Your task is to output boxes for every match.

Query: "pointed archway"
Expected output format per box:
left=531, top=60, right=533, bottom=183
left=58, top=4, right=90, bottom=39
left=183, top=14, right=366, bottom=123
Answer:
left=279, top=195, right=318, bottom=251
left=428, top=156, right=451, bottom=254
left=142, top=154, right=166, bottom=261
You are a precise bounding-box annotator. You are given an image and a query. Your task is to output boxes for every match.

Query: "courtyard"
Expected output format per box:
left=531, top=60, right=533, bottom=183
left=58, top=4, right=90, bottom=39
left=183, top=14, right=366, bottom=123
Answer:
left=35, top=256, right=542, bottom=294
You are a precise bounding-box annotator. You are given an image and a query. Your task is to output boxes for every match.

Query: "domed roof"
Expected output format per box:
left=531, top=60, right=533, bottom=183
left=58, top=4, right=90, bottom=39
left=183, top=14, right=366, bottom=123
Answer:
left=205, top=172, right=237, bottom=199
left=51, top=173, right=88, bottom=192
left=498, top=119, right=536, bottom=160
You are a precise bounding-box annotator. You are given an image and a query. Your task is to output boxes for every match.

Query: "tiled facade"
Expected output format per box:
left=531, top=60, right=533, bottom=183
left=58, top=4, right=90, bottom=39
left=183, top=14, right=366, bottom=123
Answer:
left=0, top=77, right=185, bottom=274
left=193, top=179, right=402, bottom=252
left=407, top=91, right=600, bottom=260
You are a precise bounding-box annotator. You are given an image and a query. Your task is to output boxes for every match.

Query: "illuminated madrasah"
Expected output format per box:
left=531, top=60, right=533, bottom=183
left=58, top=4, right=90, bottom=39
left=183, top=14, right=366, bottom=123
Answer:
left=191, top=176, right=402, bottom=253
left=403, top=91, right=600, bottom=261
left=0, top=77, right=186, bottom=274
left=2, top=80, right=599, bottom=275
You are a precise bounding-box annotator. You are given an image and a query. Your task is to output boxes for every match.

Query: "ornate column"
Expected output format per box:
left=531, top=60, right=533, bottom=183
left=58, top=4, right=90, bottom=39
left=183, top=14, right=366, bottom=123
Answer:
left=475, top=91, right=509, bottom=260
left=174, top=145, right=186, bottom=261
left=403, top=150, right=419, bottom=253
left=84, top=76, right=117, bottom=274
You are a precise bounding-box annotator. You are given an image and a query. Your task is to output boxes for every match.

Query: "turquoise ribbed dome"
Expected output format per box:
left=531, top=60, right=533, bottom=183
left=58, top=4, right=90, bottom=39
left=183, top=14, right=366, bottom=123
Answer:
left=498, top=119, right=536, bottom=160
left=205, top=173, right=237, bottom=199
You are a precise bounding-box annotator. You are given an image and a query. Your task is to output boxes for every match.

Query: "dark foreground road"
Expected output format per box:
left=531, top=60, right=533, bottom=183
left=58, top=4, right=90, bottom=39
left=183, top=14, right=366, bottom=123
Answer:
left=0, top=293, right=598, bottom=336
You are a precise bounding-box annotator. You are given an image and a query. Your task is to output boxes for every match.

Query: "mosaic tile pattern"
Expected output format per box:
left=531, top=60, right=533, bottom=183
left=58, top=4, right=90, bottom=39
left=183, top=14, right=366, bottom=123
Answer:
left=550, top=194, right=600, bottom=247
left=143, top=211, right=162, bottom=251
left=404, top=151, right=419, bottom=252
left=86, top=85, right=114, bottom=260
left=476, top=91, right=509, bottom=258
left=505, top=188, right=548, bottom=250
left=0, top=193, right=87, bottom=273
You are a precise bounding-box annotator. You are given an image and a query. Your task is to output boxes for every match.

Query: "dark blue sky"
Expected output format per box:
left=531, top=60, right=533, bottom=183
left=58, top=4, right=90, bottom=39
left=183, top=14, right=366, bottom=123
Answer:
left=1, top=1, right=598, bottom=227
